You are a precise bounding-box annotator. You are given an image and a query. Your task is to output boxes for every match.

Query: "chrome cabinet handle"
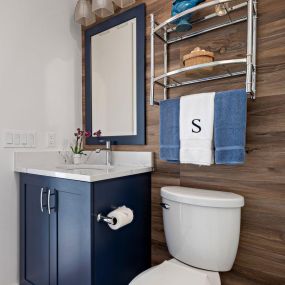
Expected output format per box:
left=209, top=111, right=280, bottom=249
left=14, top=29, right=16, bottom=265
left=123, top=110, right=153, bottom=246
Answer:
left=160, top=203, right=170, bottom=209
left=47, top=189, right=56, bottom=215
left=48, top=189, right=51, bottom=215
left=40, top=188, right=44, bottom=212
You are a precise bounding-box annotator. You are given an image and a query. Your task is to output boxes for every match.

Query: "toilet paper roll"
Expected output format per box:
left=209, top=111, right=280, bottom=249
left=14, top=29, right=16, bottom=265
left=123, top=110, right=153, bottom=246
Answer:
left=107, top=206, right=134, bottom=230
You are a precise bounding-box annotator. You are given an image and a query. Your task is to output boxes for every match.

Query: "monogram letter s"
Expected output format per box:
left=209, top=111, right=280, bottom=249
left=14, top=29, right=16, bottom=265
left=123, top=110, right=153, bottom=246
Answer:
left=192, top=119, right=201, bottom=133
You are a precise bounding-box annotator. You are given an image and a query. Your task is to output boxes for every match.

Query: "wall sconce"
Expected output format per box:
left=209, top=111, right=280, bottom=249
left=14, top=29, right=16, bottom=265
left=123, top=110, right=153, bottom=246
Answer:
left=113, top=0, right=135, bottom=8
left=92, top=0, right=114, bottom=18
left=75, top=0, right=96, bottom=26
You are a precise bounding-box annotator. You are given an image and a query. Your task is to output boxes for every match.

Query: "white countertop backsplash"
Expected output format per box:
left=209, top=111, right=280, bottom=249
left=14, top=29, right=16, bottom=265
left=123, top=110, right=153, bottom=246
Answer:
left=14, top=151, right=154, bottom=182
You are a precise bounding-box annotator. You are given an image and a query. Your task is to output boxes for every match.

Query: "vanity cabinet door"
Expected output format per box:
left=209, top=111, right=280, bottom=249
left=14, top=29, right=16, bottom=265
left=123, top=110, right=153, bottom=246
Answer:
left=49, top=178, right=93, bottom=285
left=20, top=179, right=50, bottom=285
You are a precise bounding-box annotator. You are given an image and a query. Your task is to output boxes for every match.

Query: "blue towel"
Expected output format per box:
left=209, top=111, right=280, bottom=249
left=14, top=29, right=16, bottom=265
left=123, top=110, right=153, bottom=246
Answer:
left=160, top=98, right=180, bottom=162
left=214, top=89, right=247, bottom=165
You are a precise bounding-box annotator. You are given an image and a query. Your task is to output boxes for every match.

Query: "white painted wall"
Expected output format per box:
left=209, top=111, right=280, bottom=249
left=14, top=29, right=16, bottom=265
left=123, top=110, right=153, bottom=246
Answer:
left=0, top=1, right=81, bottom=284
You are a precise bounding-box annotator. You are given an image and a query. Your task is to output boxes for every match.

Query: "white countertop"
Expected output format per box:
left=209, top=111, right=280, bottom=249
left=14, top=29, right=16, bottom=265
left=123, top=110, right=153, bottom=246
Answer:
left=14, top=151, right=153, bottom=182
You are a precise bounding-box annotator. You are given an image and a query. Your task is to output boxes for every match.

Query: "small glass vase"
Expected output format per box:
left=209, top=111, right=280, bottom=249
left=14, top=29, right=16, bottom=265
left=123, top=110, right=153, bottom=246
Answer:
left=73, top=154, right=82, bottom=165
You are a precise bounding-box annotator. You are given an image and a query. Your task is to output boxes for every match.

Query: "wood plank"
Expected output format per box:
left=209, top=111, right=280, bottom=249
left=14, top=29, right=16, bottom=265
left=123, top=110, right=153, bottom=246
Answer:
left=82, top=0, right=285, bottom=284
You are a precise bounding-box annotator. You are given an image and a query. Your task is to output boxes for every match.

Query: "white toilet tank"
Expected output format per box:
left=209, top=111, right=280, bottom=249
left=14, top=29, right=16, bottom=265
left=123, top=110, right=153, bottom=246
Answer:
left=161, top=186, right=244, bottom=272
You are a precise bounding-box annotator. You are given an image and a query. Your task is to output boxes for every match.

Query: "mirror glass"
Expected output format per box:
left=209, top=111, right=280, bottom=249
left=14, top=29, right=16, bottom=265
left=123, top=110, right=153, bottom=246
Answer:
left=91, top=19, right=137, bottom=137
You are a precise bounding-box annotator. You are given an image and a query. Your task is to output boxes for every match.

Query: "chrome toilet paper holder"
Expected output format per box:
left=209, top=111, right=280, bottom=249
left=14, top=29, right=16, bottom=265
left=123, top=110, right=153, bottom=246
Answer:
left=97, top=213, right=117, bottom=225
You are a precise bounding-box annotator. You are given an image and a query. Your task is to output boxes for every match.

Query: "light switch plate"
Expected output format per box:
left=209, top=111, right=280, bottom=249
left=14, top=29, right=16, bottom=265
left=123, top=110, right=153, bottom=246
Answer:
left=20, top=133, right=27, bottom=145
left=27, top=133, right=35, bottom=147
left=2, top=130, right=37, bottom=148
left=14, top=133, right=20, bottom=145
left=5, top=132, right=13, bottom=145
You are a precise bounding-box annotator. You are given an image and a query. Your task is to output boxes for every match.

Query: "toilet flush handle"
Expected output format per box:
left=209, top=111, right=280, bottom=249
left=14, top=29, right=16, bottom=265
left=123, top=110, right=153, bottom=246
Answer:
left=160, top=203, right=170, bottom=209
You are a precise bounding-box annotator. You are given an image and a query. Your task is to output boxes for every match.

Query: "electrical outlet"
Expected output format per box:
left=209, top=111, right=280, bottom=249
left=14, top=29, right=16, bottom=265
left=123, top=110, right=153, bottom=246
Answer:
left=47, top=132, right=56, bottom=147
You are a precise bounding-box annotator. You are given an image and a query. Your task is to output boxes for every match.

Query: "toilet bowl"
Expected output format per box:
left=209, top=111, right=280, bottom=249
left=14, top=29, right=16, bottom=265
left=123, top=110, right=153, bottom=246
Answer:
left=130, top=186, right=244, bottom=285
left=130, top=259, right=221, bottom=285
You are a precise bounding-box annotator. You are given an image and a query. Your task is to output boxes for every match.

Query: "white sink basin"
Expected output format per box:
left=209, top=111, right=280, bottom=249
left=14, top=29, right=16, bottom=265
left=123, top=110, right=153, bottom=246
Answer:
left=57, top=164, right=114, bottom=171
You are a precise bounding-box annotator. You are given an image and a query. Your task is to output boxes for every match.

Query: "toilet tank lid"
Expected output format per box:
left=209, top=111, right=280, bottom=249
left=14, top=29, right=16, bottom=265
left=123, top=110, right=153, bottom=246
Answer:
left=161, top=186, right=244, bottom=208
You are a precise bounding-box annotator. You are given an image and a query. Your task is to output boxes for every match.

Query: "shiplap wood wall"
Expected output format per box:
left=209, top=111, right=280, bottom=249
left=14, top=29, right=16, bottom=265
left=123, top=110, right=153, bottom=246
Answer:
left=83, top=0, right=285, bottom=284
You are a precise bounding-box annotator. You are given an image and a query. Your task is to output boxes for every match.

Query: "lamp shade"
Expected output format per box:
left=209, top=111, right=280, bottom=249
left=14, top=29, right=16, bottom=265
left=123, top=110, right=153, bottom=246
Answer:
left=75, top=0, right=95, bottom=26
left=113, top=0, right=135, bottom=8
left=92, top=0, right=114, bottom=18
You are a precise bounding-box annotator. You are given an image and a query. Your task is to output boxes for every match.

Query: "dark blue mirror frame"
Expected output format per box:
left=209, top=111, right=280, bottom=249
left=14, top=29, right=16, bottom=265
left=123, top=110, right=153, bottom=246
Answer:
left=85, top=4, right=146, bottom=145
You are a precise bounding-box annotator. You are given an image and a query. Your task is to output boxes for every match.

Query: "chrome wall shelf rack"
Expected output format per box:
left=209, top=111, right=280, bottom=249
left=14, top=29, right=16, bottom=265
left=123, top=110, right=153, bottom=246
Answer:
left=150, top=0, right=257, bottom=105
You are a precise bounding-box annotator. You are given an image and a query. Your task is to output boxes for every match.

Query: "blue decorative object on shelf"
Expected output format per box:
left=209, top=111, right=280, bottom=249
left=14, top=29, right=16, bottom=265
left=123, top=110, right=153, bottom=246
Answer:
left=172, top=0, right=205, bottom=32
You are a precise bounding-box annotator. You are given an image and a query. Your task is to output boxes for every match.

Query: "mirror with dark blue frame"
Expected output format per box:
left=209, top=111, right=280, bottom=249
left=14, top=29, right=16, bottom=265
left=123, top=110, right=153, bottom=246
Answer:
left=85, top=4, right=145, bottom=145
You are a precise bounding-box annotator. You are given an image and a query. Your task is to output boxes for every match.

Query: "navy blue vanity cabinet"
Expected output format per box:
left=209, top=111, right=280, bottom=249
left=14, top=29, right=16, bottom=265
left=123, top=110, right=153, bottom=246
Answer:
left=20, top=172, right=151, bottom=285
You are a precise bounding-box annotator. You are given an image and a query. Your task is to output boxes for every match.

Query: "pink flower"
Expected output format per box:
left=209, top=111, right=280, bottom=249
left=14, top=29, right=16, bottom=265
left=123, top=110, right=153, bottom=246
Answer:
left=85, top=131, right=91, bottom=138
left=93, top=130, right=102, bottom=137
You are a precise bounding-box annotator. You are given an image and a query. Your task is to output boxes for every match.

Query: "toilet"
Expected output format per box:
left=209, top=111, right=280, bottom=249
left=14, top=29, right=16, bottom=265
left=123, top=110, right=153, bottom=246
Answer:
left=130, top=186, right=244, bottom=285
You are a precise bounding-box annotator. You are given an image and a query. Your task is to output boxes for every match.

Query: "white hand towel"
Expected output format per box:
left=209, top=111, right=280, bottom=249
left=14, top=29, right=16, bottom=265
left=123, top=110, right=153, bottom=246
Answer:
left=180, top=92, right=215, bottom=165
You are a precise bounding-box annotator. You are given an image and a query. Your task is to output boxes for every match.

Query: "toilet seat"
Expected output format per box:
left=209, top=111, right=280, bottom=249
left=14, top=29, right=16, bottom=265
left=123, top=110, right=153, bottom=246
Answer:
left=130, top=259, right=221, bottom=285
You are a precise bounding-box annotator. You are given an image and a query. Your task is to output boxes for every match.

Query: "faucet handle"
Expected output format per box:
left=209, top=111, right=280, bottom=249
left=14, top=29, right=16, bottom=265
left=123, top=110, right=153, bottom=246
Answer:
left=106, top=141, right=111, bottom=149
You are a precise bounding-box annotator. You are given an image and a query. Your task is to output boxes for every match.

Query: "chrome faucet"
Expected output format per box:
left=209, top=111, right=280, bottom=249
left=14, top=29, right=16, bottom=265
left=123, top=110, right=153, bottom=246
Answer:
left=95, top=141, right=112, bottom=167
